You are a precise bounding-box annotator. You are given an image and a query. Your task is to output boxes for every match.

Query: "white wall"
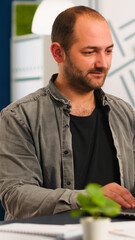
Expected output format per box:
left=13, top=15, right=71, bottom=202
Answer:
left=98, top=0, right=135, bottom=107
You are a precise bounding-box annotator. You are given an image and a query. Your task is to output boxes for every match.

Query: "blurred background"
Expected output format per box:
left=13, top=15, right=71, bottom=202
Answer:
left=0, top=0, right=135, bottom=221
left=0, top=0, right=135, bottom=112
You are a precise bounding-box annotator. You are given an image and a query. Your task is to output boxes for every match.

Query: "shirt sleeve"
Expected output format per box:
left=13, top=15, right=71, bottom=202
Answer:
left=0, top=109, right=85, bottom=220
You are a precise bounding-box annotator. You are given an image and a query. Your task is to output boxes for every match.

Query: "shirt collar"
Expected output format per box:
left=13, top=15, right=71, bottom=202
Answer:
left=47, top=74, right=110, bottom=109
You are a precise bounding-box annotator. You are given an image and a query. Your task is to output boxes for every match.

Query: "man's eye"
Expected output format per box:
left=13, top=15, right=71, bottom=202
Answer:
left=106, top=49, right=113, bottom=53
left=83, top=51, right=94, bottom=55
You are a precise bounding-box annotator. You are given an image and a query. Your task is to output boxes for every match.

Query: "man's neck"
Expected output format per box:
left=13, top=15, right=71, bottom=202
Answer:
left=54, top=75, right=96, bottom=117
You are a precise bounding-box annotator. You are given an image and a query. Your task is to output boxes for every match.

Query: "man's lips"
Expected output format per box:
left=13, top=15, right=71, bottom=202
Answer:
left=89, top=71, right=104, bottom=76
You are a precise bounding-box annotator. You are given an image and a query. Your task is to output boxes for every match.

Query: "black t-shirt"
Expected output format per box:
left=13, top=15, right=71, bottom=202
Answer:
left=70, top=103, right=120, bottom=190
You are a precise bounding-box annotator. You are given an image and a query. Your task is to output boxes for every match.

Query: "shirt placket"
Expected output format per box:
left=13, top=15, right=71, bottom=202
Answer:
left=62, top=106, right=75, bottom=189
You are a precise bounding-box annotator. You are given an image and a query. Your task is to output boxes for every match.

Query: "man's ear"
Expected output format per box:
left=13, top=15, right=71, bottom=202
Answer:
left=50, top=42, right=65, bottom=63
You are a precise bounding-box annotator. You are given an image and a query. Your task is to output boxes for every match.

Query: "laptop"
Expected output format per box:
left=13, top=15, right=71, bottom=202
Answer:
left=120, top=208, right=135, bottom=217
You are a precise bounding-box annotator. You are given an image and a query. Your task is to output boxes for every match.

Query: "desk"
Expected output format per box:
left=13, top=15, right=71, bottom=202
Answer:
left=1, top=211, right=80, bottom=225
left=0, top=212, right=135, bottom=240
left=1, top=211, right=134, bottom=225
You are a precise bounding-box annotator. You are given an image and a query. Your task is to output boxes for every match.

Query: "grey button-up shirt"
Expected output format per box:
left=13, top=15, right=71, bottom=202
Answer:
left=0, top=74, right=135, bottom=220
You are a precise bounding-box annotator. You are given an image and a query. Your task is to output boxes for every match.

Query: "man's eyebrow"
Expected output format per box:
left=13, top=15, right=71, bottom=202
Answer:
left=81, top=44, right=114, bottom=50
left=106, top=44, right=114, bottom=49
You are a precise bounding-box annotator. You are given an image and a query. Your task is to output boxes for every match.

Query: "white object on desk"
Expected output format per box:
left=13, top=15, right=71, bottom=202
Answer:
left=0, top=221, right=135, bottom=239
left=0, top=223, right=82, bottom=239
left=0, top=232, right=54, bottom=240
left=109, top=221, right=135, bottom=239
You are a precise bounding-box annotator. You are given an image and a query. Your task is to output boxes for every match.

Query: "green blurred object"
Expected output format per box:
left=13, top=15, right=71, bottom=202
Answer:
left=15, top=4, right=38, bottom=36
left=71, top=183, right=121, bottom=218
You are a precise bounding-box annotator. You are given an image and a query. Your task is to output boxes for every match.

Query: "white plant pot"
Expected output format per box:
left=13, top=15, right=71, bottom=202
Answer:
left=80, top=217, right=110, bottom=240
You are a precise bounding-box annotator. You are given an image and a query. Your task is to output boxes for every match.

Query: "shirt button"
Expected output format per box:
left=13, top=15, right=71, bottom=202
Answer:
left=67, top=105, right=71, bottom=109
left=67, top=181, right=71, bottom=185
left=64, top=150, right=69, bottom=155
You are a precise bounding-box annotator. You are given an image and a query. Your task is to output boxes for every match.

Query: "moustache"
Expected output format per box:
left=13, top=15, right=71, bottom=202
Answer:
left=88, top=68, right=107, bottom=74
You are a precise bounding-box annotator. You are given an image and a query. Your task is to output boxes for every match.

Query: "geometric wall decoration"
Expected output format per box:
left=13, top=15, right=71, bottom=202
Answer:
left=108, top=20, right=135, bottom=107
left=98, top=0, right=135, bottom=108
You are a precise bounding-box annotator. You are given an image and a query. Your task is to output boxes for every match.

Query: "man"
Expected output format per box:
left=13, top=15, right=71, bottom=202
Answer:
left=0, top=6, right=135, bottom=220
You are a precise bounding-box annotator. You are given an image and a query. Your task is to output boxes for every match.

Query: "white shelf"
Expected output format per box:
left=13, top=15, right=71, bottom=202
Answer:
left=11, top=34, right=58, bottom=102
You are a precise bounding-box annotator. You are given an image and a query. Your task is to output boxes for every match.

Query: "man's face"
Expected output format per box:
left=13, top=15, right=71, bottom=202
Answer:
left=63, top=15, right=114, bottom=92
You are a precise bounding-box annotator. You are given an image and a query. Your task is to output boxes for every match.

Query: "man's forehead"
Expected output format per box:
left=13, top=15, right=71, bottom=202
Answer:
left=75, top=14, right=107, bottom=27
left=73, top=15, right=113, bottom=46
left=75, top=16, right=109, bottom=32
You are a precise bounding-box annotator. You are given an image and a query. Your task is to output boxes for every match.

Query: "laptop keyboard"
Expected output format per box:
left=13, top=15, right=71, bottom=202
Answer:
left=120, top=208, right=135, bottom=216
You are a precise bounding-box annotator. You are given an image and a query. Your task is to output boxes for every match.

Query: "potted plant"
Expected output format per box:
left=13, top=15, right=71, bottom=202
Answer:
left=71, top=183, right=121, bottom=240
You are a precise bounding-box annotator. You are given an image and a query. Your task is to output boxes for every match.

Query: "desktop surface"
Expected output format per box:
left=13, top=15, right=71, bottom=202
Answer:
left=1, top=211, right=80, bottom=225
left=1, top=212, right=135, bottom=240
left=1, top=211, right=135, bottom=226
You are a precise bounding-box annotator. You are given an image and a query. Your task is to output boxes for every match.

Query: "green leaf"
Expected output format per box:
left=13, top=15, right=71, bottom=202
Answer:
left=71, top=209, right=84, bottom=217
left=85, top=183, right=105, bottom=207
left=101, top=198, right=121, bottom=217
left=77, top=193, right=91, bottom=207
left=70, top=183, right=121, bottom=219
left=91, top=195, right=106, bottom=207
left=85, top=183, right=102, bottom=194
left=82, top=206, right=101, bottom=217
left=85, top=184, right=104, bottom=198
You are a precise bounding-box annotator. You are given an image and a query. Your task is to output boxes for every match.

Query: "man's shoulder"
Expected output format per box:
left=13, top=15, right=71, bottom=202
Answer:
left=106, top=92, right=131, bottom=106
left=105, top=92, right=135, bottom=116
left=1, top=87, right=48, bottom=115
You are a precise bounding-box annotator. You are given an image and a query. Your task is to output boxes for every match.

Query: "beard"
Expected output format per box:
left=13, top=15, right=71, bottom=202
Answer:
left=63, top=54, right=108, bottom=93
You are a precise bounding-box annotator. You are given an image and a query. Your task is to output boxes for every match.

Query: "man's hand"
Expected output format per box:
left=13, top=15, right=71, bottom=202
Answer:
left=102, top=183, right=135, bottom=208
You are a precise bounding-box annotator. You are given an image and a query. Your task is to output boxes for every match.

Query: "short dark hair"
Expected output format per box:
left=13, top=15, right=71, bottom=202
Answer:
left=51, top=6, right=106, bottom=52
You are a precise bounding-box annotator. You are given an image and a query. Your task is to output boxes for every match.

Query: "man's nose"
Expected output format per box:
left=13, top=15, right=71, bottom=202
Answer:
left=95, top=53, right=108, bottom=69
